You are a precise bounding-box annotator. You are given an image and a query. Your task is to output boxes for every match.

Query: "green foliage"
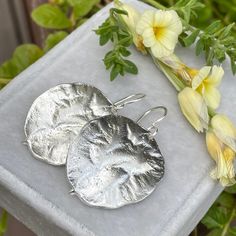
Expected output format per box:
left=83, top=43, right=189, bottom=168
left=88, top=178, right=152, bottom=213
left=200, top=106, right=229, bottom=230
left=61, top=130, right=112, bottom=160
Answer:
left=0, top=44, right=43, bottom=88
left=225, top=185, right=236, bottom=194
left=31, top=4, right=72, bottom=29
left=171, top=0, right=205, bottom=23
left=202, top=206, right=231, bottom=229
left=181, top=20, right=236, bottom=73
left=0, top=210, right=8, bottom=236
left=95, top=8, right=138, bottom=81
left=68, top=0, right=99, bottom=19
left=0, top=0, right=106, bottom=89
left=201, top=191, right=236, bottom=236
left=44, top=31, right=69, bottom=52
left=179, top=29, right=200, bottom=47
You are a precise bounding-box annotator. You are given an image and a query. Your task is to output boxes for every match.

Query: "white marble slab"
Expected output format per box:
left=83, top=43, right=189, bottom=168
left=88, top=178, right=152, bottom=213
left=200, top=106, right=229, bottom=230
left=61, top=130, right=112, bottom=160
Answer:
left=0, top=1, right=235, bottom=235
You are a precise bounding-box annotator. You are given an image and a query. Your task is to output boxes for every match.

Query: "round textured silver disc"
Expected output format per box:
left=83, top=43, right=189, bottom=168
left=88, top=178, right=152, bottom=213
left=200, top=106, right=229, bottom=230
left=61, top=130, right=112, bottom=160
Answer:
left=24, top=83, right=114, bottom=165
left=67, top=115, right=164, bottom=209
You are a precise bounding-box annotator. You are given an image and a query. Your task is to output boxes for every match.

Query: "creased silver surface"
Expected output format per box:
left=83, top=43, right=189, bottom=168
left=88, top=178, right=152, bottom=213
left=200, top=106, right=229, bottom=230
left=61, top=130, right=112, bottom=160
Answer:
left=67, top=115, right=164, bottom=209
left=24, top=83, right=114, bottom=165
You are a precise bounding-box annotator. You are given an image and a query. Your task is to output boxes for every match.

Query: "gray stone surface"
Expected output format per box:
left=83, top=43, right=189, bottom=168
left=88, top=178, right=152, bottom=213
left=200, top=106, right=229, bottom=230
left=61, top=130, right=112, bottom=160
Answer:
left=0, top=1, right=235, bottom=235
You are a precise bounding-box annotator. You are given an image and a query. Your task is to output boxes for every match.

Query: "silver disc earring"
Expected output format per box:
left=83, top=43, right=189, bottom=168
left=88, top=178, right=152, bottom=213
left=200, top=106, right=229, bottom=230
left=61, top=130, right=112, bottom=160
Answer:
left=24, top=83, right=145, bottom=166
left=66, top=106, right=167, bottom=209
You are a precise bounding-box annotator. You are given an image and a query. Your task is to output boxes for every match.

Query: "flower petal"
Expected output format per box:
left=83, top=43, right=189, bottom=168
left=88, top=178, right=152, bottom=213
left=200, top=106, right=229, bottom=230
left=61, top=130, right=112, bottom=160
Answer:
left=137, top=9, right=182, bottom=59
left=191, top=66, right=211, bottom=89
left=116, top=3, right=141, bottom=34
left=206, top=132, right=236, bottom=186
left=178, top=87, right=209, bottom=132
left=206, top=132, right=221, bottom=162
left=151, top=41, right=172, bottom=58
left=154, top=10, right=173, bottom=27
left=203, top=86, right=221, bottom=109
left=211, top=114, right=236, bottom=152
left=167, top=10, right=182, bottom=34
left=158, top=30, right=178, bottom=51
left=142, top=28, right=156, bottom=47
left=205, top=65, right=224, bottom=86
left=136, top=10, right=154, bottom=35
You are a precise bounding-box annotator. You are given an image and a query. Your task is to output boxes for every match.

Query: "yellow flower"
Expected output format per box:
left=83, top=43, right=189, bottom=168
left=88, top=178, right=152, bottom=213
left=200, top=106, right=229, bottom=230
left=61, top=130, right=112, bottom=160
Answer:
left=206, top=114, right=236, bottom=186
left=136, top=10, right=182, bottom=58
left=191, top=65, right=224, bottom=109
left=115, top=2, right=146, bottom=53
left=115, top=2, right=140, bottom=34
left=178, top=87, right=209, bottom=132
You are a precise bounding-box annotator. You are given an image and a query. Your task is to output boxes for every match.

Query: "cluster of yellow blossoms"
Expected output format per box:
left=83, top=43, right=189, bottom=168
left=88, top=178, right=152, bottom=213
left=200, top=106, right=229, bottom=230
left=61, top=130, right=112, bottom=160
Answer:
left=117, top=1, right=236, bottom=186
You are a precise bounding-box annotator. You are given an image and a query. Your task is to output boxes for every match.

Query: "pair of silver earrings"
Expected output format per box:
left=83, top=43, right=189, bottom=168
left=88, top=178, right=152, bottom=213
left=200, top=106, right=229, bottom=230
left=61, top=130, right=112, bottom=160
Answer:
left=24, top=83, right=167, bottom=209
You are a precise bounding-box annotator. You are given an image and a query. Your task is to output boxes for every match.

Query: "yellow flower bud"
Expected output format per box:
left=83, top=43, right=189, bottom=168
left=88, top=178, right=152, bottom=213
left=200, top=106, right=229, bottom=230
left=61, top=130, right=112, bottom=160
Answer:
left=206, top=114, right=236, bottom=186
left=115, top=2, right=146, bottom=53
left=178, top=87, right=209, bottom=132
left=206, top=131, right=236, bottom=186
left=211, top=114, right=236, bottom=152
left=115, top=2, right=140, bottom=34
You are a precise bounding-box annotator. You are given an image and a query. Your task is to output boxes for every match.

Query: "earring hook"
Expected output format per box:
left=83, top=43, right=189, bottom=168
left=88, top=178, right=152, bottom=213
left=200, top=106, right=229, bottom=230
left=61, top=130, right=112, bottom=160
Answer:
left=137, top=106, right=167, bottom=137
left=113, top=93, right=145, bottom=110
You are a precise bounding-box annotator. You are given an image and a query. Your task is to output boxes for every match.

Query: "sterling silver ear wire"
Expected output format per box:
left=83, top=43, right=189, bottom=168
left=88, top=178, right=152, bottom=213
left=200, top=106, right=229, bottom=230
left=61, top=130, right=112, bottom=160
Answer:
left=136, top=106, right=168, bottom=137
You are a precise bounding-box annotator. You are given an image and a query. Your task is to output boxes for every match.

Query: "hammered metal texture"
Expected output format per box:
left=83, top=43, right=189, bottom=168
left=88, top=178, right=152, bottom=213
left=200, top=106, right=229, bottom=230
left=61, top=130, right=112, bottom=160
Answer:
left=24, top=83, right=114, bottom=165
left=67, top=115, right=165, bottom=209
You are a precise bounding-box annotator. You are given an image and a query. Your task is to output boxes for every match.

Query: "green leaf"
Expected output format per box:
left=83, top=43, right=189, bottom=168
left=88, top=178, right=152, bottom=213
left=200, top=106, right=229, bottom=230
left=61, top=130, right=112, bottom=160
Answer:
left=206, top=48, right=214, bottom=65
left=174, top=0, right=190, bottom=7
left=31, top=4, right=71, bottom=29
left=110, top=8, right=128, bottom=16
left=103, top=51, right=116, bottom=69
left=118, top=33, right=133, bottom=47
left=12, top=44, right=44, bottom=72
left=230, top=56, right=236, bottom=75
left=195, top=38, right=204, bottom=56
left=229, top=227, right=236, bottom=236
left=206, top=228, right=223, bottom=236
left=110, top=64, right=121, bottom=81
left=225, top=184, right=236, bottom=194
left=201, top=206, right=231, bottom=229
left=44, top=31, right=68, bottom=52
left=119, top=47, right=131, bottom=57
left=0, top=210, right=8, bottom=236
left=182, top=6, right=191, bottom=23
left=123, top=60, right=138, bottom=74
left=182, top=29, right=200, bottom=47
left=216, top=192, right=235, bottom=208
left=214, top=48, right=226, bottom=62
left=0, top=78, right=12, bottom=85
left=68, top=0, right=99, bottom=19
left=50, top=0, right=66, bottom=4
left=219, top=23, right=235, bottom=39
left=0, top=60, right=19, bottom=78
left=204, top=20, right=222, bottom=35
left=99, top=33, right=112, bottom=46
left=0, top=44, right=43, bottom=80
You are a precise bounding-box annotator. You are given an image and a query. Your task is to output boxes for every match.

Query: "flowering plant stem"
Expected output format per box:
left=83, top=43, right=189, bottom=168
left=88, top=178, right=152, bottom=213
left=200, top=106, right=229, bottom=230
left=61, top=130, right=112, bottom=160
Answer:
left=96, top=1, right=236, bottom=186
left=142, top=0, right=166, bottom=10
left=150, top=52, right=186, bottom=92
left=140, top=0, right=236, bottom=75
